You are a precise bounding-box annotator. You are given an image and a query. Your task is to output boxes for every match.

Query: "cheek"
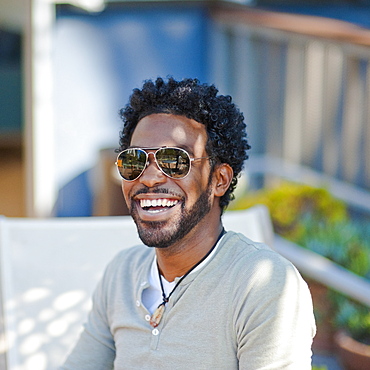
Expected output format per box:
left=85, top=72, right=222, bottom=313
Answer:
left=121, top=182, right=132, bottom=204
left=182, top=171, right=214, bottom=202
left=198, top=165, right=215, bottom=189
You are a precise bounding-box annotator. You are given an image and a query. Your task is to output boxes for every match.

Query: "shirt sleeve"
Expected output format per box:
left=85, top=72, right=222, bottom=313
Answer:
left=59, top=267, right=116, bottom=370
left=236, top=251, right=316, bottom=370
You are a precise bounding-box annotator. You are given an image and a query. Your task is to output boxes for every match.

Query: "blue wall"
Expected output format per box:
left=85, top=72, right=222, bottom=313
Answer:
left=54, top=3, right=212, bottom=216
left=56, top=3, right=210, bottom=99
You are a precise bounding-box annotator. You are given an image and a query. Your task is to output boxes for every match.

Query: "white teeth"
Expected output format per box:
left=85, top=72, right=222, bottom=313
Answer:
left=148, top=209, right=162, bottom=214
left=140, top=199, right=178, bottom=208
left=141, top=199, right=150, bottom=207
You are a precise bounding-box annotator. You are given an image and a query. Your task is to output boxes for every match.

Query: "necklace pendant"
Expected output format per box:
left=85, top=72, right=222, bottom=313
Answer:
left=150, top=303, right=166, bottom=328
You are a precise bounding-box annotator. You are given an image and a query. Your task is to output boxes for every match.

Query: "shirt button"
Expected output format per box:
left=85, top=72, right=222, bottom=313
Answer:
left=136, top=300, right=141, bottom=307
left=152, top=329, right=159, bottom=336
left=145, top=315, right=151, bottom=321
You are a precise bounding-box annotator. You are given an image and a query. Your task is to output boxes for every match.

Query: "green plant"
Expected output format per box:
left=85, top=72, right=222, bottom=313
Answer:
left=231, top=181, right=370, bottom=275
left=297, top=215, right=370, bottom=276
left=330, top=293, right=370, bottom=344
left=230, top=182, right=348, bottom=240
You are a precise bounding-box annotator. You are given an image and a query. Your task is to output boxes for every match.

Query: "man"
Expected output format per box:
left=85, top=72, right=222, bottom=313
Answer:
left=62, top=77, right=316, bottom=369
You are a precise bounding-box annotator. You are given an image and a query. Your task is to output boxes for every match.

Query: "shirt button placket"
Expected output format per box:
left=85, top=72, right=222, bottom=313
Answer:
left=150, top=325, right=161, bottom=349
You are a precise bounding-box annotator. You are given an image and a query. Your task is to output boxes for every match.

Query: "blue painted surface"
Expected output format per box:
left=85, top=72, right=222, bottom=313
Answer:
left=54, top=3, right=211, bottom=216
left=54, top=170, right=93, bottom=217
left=56, top=4, right=210, bottom=87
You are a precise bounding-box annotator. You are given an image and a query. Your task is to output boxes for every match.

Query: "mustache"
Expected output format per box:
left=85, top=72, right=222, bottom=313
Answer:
left=133, top=186, right=183, bottom=199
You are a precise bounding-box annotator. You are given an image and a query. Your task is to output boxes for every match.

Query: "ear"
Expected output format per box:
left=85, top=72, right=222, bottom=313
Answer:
left=213, top=163, right=233, bottom=197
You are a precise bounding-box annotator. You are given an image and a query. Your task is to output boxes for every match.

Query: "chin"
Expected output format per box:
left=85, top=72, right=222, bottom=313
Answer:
left=132, top=183, right=213, bottom=248
left=135, top=220, right=180, bottom=249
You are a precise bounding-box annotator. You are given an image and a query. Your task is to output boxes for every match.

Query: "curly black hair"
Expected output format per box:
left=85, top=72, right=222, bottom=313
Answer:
left=118, top=77, right=251, bottom=210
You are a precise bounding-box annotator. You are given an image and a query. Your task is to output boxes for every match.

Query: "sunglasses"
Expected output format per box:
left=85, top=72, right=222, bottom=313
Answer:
left=115, top=147, right=210, bottom=181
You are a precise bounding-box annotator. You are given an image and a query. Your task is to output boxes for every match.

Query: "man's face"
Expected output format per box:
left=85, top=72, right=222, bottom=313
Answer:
left=121, top=113, right=219, bottom=248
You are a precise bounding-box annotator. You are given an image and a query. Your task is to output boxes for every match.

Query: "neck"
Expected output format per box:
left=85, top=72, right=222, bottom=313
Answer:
left=156, top=221, right=224, bottom=282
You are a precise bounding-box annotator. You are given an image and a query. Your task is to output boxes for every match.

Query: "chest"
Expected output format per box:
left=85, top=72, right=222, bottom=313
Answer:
left=109, top=277, right=241, bottom=369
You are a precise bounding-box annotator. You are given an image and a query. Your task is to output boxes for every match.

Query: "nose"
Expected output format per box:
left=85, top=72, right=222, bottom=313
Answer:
left=138, top=152, right=167, bottom=187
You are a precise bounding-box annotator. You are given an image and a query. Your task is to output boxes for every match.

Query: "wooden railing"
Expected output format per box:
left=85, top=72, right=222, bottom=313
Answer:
left=210, top=3, right=370, bottom=192
left=210, top=1, right=370, bottom=305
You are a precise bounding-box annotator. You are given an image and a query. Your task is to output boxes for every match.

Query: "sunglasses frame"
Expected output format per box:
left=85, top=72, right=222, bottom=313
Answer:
left=115, top=146, right=210, bottom=181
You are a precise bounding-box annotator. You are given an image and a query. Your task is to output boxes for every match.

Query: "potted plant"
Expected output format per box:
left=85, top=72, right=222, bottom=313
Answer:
left=330, top=293, right=370, bottom=370
left=296, top=213, right=370, bottom=365
left=297, top=215, right=370, bottom=359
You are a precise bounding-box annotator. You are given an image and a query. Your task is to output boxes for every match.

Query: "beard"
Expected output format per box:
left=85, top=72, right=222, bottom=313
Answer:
left=130, top=184, right=213, bottom=249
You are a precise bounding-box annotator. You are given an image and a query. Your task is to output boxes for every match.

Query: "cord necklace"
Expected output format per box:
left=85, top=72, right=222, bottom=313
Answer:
left=150, top=228, right=225, bottom=328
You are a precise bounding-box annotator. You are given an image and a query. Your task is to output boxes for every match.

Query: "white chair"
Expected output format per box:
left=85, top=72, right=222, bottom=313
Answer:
left=0, top=205, right=273, bottom=370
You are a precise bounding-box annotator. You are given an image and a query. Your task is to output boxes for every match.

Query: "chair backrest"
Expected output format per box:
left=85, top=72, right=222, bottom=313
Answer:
left=0, top=205, right=273, bottom=370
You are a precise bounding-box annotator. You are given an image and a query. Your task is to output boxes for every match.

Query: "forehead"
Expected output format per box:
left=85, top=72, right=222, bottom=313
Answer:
left=130, top=113, right=207, bottom=153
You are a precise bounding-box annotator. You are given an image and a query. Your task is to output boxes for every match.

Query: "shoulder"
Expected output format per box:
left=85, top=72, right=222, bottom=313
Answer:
left=219, top=231, right=307, bottom=290
left=220, top=232, right=313, bottom=320
left=221, top=230, right=288, bottom=265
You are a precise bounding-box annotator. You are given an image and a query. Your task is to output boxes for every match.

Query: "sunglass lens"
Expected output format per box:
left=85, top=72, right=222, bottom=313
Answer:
left=156, top=148, right=190, bottom=178
left=117, top=149, right=147, bottom=180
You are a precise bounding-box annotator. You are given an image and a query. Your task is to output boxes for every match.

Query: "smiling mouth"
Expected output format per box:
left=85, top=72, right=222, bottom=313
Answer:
left=139, top=198, right=180, bottom=213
